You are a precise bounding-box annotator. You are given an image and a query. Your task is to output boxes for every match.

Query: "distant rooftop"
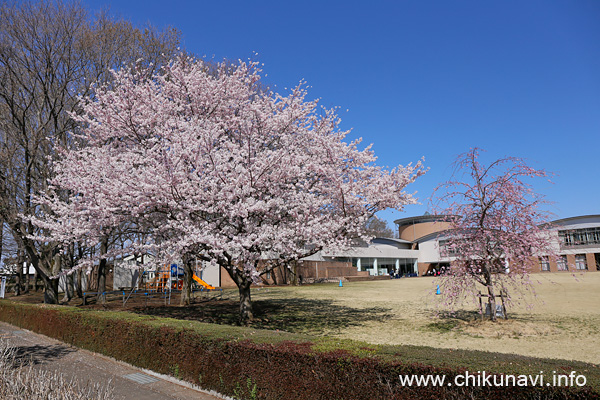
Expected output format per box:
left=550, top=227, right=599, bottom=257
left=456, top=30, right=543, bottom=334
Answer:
left=550, top=215, right=600, bottom=225
left=372, top=237, right=412, bottom=245
left=393, top=214, right=451, bottom=227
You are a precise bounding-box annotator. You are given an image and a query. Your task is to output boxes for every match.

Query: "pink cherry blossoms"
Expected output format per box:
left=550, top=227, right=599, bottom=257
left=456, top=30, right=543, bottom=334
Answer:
left=432, top=148, right=555, bottom=321
left=37, top=56, right=425, bottom=321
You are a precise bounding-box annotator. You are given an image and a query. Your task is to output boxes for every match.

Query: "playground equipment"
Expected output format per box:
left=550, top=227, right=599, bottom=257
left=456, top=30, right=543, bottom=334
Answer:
left=140, top=264, right=218, bottom=292
left=193, top=274, right=215, bottom=290
left=146, top=268, right=170, bottom=292
left=118, top=262, right=221, bottom=306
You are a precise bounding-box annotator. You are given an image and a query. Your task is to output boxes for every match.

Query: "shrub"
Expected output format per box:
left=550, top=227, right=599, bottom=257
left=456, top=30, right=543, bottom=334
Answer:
left=0, top=300, right=597, bottom=399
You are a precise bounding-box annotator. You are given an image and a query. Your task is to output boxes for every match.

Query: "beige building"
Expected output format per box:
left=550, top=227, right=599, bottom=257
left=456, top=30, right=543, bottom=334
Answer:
left=394, top=214, right=600, bottom=275
left=299, top=214, right=600, bottom=280
left=540, top=215, right=600, bottom=273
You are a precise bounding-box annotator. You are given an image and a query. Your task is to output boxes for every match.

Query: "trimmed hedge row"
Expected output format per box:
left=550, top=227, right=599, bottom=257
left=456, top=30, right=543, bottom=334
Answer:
left=0, top=300, right=597, bottom=399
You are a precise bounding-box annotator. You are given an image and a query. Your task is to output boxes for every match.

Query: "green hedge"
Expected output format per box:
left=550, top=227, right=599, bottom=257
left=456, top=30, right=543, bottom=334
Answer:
left=0, top=300, right=597, bottom=399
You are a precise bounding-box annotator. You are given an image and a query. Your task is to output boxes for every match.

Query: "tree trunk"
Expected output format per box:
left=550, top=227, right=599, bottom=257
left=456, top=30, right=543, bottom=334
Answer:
left=97, top=260, right=106, bottom=304
left=97, top=238, right=108, bottom=304
left=21, top=240, right=58, bottom=304
left=62, top=273, right=74, bottom=303
left=83, top=268, right=90, bottom=291
left=13, top=272, right=21, bottom=296
left=271, top=266, right=278, bottom=285
left=62, top=243, right=75, bottom=302
left=487, top=284, right=497, bottom=322
left=23, top=260, right=30, bottom=293
left=42, top=275, right=59, bottom=304
left=15, top=250, right=24, bottom=295
left=75, top=269, right=83, bottom=298
left=42, top=254, right=61, bottom=304
left=75, top=243, right=84, bottom=298
left=291, top=261, right=298, bottom=286
left=0, top=222, right=3, bottom=270
left=180, top=256, right=194, bottom=306
left=238, top=281, right=253, bottom=325
left=33, top=270, right=39, bottom=291
left=223, top=264, right=254, bottom=324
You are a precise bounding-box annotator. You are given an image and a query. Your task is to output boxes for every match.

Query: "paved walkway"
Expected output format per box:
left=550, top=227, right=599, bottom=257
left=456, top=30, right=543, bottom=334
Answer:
left=0, top=321, right=226, bottom=400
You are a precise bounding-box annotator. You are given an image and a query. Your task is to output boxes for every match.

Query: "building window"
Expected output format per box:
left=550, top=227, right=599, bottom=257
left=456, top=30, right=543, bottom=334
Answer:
left=575, top=255, right=588, bottom=270
left=559, top=227, right=600, bottom=247
left=556, top=255, right=568, bottom=271
left=438, top=240, right=458, bottom=257
left=539, top=256, right=550, bottom=271
left=266, top=271, right=271, bottom=280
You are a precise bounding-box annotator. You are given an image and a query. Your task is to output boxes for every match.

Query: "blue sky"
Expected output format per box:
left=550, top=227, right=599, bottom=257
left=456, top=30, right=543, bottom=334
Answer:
left=83, top=0, right=600, bottom=228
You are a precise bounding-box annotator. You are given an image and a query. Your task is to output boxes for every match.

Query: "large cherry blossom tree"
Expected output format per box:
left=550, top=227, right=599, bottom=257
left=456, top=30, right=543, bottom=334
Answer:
left=38, top=56, right=425, bottom=323
left=1, top=0, right=181, bottom=304
left=432, top=148, right=555, bottom=321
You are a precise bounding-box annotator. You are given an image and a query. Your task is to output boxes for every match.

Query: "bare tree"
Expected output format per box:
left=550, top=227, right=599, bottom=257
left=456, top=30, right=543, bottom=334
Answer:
left=0, top=0, right=181, bottom=303
left=364, top=216, right=395, bottom=238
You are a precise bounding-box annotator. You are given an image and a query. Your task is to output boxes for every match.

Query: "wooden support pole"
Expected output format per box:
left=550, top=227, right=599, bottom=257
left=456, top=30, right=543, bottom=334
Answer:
left=500, top=290, right=508, bottom=320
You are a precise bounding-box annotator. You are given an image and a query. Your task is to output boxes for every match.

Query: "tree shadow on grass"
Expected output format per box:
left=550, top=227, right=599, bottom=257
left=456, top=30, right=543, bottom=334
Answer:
left=423, top=310, right=483, bottom=333
left=131, top=298, right=394, bottom=334
left=435, top=310, right=482, bottom=322
left=424, top=309, right=538, bottom=334
left=433, top=309, right=534, bottom=323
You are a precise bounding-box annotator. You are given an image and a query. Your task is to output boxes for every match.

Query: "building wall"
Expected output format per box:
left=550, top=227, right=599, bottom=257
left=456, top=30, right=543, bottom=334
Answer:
left=586, top=253, right=597, bottom=271
left=296, top=260, right=358, bottom=280
left=530, top=253, right=600, bottom=274
left=417, top=238, right=444, bottom=263
left=220, top=267, right=237, bottom=288
left=549, top=257, right=558, bottom=273
left=198, top=263, right=220, bottom=287
left=553, top=215, right=600, bottom=273
left=417, top=262, right=432, bottom=276
left=566, top=254, right=576, bottom=272
left=113, top=267, right=140, bottom=290
left=217, top=260, right=367, bottom=288
left=398, top=221, right=452, bottom=242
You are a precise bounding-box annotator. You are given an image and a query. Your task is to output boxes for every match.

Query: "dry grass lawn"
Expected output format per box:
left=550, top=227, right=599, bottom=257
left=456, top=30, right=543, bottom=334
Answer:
left=246, top=272, right=600, bottom=364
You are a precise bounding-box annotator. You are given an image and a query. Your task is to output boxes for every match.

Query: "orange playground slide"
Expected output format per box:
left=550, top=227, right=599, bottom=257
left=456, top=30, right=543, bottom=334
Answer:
left=192, top=274, right=215, bottom=290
